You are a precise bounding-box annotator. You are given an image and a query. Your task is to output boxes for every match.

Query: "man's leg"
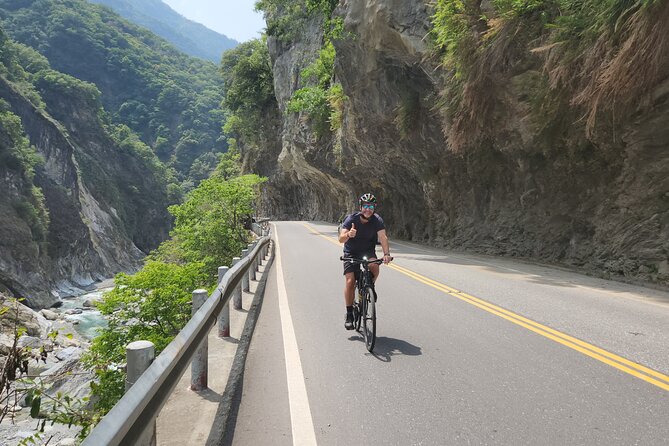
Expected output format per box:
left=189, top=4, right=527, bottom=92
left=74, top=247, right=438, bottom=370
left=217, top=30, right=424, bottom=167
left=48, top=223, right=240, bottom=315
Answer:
left=344, top=272, right=356, bottom=330
left=369, top=262, right=380, bottom=283
left=344, top=272, right=356, bottom=306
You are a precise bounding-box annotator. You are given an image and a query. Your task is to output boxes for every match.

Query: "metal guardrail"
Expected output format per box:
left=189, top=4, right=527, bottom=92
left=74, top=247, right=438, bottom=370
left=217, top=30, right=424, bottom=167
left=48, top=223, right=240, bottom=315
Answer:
left=251, top=217, right=270, bottom=237
left=82, top=227, right=271, bottom=446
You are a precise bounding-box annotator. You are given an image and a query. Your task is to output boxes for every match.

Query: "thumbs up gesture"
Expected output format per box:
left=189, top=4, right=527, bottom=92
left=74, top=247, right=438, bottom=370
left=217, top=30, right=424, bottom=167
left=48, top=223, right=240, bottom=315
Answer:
left=348, top=223, right=357, bottom=238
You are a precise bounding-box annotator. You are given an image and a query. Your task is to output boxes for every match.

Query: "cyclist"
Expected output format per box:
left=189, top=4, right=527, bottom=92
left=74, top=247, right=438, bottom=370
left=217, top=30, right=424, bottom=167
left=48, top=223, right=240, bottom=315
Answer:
left=338, top=193, right=392, bottom=330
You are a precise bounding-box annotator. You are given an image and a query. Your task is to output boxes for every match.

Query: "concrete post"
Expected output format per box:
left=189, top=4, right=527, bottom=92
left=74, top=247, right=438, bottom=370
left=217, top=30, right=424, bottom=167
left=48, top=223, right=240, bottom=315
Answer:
left=126, top=341, right=156, bottom=446
left=241, top=248, right=249, bottom=291
left=248, top=242, right=257, bottom=282
left=191, top=289, right=208, bottom=390
left=126, top=340, right=155, bottom=390
left=231, top=257, right=242, bottom=310
left=218, top=266, right=230, bottom=337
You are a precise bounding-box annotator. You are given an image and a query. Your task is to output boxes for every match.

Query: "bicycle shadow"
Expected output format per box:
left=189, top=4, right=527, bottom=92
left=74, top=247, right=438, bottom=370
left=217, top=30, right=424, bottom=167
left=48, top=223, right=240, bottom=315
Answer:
left=348, top=334, right=422, bottom=362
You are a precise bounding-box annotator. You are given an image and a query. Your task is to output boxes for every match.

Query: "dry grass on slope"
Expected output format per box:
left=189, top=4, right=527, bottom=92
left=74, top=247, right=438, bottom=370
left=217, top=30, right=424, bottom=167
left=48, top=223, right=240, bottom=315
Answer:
left=546, top=0, right=669, bottom=137
left=444, top=18, right=523, bottom=152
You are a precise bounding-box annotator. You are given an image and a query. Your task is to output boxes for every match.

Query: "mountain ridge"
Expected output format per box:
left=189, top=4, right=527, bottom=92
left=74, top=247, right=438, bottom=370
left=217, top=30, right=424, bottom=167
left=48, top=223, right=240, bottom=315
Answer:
left=88, top=0, right=237, bottom=62
left=1, top=0, right=228, bottom=180
left=0, top=0, right=232, bottom=308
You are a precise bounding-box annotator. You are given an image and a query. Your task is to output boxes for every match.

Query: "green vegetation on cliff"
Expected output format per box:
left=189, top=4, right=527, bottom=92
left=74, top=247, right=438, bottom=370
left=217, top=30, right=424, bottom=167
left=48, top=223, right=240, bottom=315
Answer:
left=286, top=41, right=347, bottom=136
left=0, top=0, right=227, bottom=181
left=85, top=171, right=266, bottom=414
left=220, top=38, right=275, bottom=147
left=0, top=32, right=49, bottom=242
left=256, top=0, right=347, bottom=137
left=431, top=0, right=669, bottom=149
left=0, top=22, right=173, bottom=298
left=0, top=99, right=49, bottom=241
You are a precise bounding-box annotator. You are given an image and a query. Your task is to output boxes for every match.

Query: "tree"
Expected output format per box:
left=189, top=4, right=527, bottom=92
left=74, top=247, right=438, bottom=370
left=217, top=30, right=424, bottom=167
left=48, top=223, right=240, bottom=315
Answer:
left=85, top=173, right=266, bottom=415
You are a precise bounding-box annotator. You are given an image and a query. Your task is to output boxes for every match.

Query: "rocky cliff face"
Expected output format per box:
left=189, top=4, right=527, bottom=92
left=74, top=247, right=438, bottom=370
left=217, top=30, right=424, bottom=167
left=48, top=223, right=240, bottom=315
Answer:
left=0, top=75, right=170, bottom=309
left=259, top=15, right=352, bottom=220
left=254, top=0, right=669, bottom=286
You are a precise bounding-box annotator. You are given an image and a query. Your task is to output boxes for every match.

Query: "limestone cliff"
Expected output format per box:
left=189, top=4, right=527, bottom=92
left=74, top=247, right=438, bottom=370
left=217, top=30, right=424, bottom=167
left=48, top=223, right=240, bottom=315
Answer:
left=0, top=74, right=170, bottom=309
left=251, top=0, right=669, bottom=286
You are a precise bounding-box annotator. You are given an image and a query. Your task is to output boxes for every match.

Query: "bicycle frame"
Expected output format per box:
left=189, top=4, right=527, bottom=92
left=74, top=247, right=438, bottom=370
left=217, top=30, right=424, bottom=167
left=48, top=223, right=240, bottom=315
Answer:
left=357, top=261, right=376, bottom=291
left=341, top=256, right=381, bottom=288
left=340, top=256, right=385, bottom=352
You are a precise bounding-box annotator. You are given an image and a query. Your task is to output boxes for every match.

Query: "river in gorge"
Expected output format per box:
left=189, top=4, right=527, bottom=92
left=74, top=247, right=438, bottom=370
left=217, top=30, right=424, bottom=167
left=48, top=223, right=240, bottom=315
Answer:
left=59, top=284, right=112, bottom=340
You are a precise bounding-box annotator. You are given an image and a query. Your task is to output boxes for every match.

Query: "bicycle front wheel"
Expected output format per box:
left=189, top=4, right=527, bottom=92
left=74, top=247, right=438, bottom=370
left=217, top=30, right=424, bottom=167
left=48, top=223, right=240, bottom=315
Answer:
left=362, top=286, right=376, bottom=352
left=353, top=298, right=362, bottom=331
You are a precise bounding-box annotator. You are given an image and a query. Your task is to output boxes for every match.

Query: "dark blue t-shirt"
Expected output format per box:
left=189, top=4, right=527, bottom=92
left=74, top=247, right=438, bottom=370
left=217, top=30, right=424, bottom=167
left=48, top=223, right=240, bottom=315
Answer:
left=342, top=212, right=385, bottom=255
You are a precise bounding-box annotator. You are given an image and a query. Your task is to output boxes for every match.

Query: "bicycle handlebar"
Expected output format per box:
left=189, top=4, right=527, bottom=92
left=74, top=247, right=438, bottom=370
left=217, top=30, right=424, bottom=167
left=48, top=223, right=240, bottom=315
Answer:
left=340, top=256, right=393, bottom=264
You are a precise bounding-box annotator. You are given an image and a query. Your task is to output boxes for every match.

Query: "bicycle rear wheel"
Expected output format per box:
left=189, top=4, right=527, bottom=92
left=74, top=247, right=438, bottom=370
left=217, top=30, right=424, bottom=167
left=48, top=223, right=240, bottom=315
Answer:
left=362, top=286, right=376, bottom=352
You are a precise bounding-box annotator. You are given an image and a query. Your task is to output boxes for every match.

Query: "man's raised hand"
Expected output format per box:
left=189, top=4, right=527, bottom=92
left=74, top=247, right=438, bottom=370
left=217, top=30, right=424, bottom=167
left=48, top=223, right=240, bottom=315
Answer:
left=348, top=223, right=357, bottom=238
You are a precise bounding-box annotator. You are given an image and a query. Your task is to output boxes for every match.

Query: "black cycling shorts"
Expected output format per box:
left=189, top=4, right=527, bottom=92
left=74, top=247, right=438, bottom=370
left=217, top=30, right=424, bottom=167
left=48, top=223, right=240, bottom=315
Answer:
left=343, top=251, right=377, bottom=276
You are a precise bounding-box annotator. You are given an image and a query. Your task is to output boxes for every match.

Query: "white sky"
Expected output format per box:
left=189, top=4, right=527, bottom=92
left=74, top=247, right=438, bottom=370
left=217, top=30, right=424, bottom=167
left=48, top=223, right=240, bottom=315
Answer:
left=162, top=0, right=266, bottom=42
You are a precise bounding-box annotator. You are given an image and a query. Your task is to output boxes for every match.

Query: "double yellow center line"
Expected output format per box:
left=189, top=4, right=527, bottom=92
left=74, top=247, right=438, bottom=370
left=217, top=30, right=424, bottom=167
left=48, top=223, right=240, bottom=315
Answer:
left=302, top=222, right=669, bottom=392
left=389, top=262, right=669, bottom=392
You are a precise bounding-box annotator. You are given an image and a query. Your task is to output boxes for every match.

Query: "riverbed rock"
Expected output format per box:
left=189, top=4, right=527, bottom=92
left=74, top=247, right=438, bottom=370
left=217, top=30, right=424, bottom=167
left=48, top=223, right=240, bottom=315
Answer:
left=0, top=418, right=82, bottom=445
left=83, top=295, right=102, bottom=308
left=60, top=336, right=81, bottom=348
left=40, top=309, right=59, bottom=320
left=55, top=346, right=82, bottom=362
left=17, top=335, right=42, bottom=349
left=42, top=356, right=94, bottom=401
left=0, top=295, right=52, bottom=337
left=0, top=332, right=13, bottom=354
left=0, top=292, right=93, bottom=444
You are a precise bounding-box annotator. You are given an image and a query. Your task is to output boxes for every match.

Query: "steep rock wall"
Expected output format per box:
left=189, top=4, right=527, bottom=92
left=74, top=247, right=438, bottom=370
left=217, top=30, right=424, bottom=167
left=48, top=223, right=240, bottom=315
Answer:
left=260, top=16, right=352, bottom=220
left=257, top=0, right=669, bottom=286
left=0, top=77, right=170, bottom=308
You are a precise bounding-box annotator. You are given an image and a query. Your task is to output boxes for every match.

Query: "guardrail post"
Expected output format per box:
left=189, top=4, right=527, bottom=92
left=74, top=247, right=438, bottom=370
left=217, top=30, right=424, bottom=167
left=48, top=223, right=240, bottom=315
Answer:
left=248, top=242, right=257, bottom=282
left=126, top=341, right=156, bottom=446
left=218, top=267, right=230, bottom=337
left=257, top=241, right=264, bottom=268
left=241, top=248, right=249, bottom=291
left=231, top=257, right=242, bottom=310
left=191, top=289, right=208, bottom=390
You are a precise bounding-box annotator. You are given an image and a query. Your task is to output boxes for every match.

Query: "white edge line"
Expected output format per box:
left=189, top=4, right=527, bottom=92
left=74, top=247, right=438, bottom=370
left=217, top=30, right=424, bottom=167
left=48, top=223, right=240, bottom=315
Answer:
left=273, top=224, right=318, bottom=446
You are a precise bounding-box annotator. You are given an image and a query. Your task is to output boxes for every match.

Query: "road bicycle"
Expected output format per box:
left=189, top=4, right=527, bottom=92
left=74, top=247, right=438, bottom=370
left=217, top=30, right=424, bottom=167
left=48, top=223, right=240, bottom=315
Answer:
left=340, top=256, right=392, bottom=352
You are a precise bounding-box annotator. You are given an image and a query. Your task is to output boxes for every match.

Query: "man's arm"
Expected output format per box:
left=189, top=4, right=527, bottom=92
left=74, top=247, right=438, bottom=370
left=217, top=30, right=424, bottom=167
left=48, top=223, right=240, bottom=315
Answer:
left=339, top=227, right=350, bottom=244
left=378, top=229, right=391, bottom=263
left=339, top=222, right=356, bottom=243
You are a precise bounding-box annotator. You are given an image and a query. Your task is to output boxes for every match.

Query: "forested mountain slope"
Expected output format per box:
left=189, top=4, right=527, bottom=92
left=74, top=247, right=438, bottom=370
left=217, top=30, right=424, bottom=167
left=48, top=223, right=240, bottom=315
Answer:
left=0, top=0, right=226, bottom=182
left=88, top=0, right=238, bottom=62
left=0, top=31, right=170, bottom=308
left=229, top=0, right=669, bottom=286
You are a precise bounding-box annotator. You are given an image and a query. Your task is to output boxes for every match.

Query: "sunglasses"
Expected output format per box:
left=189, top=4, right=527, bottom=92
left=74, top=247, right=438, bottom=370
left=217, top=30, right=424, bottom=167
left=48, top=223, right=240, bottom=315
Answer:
left=361, top=204, right=375, bottom=210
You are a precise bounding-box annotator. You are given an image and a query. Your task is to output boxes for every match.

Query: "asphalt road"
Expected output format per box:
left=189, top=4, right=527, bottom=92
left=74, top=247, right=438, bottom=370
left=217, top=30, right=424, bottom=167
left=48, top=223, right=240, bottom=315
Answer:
left=227, top=221, right=669, bottom=445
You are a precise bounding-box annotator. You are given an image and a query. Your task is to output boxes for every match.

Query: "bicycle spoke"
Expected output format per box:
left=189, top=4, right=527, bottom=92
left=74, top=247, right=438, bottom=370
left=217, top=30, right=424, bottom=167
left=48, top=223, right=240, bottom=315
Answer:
left=363, top=286, right=376, bottom=352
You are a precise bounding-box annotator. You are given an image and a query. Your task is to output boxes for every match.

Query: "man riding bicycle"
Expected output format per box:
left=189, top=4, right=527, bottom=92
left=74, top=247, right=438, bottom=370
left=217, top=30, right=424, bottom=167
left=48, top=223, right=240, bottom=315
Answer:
left=338, top=193, right=392, bottom=330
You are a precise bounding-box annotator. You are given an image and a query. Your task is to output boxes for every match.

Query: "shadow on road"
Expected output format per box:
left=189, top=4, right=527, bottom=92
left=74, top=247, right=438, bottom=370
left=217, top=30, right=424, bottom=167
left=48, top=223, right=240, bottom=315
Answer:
left=347, top=334, right=422, bottom=362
